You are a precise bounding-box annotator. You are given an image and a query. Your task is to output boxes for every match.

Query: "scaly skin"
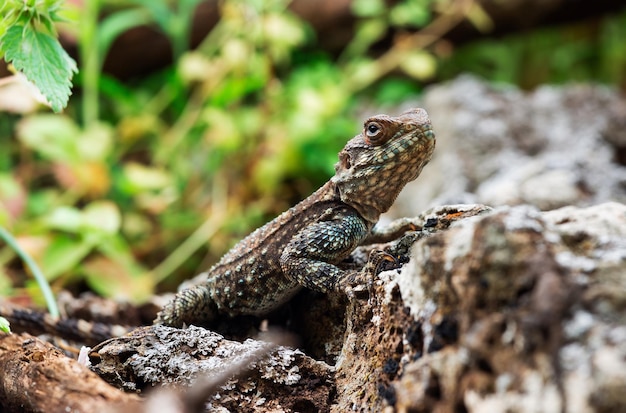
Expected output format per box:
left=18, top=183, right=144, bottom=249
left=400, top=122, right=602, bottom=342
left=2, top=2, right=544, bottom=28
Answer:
left=156, top=108, right=436, bottom=327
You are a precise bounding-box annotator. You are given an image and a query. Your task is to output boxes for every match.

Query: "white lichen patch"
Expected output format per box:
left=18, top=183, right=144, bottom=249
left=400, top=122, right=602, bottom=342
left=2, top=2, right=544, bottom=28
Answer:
left=443, top=219, right=477, bottom=273
left=464, top=370, right=562, bottom=413
left=259, top=348, right=303, bottom=385
left=380, top=269, right=400, bottom=306
left=500, top=204, right=544, bottom=233
left=563, top=310, right=595, bottom=340
left=395, top=247, right=429, bottom=319
left=555, top=250, right=597, bottom=273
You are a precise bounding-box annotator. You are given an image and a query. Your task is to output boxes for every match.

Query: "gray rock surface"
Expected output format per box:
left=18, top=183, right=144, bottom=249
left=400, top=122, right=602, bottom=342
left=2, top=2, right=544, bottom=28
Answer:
left=391, top=202, right=626, bottom=413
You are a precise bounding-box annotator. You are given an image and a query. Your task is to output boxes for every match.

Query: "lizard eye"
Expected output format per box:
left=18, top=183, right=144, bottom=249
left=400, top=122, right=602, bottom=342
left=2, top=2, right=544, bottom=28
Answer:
left=364, top=122, right=383, bottom=144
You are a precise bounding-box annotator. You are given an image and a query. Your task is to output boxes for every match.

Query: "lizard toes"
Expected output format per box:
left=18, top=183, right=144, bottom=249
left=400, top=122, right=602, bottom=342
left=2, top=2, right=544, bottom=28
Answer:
left=338, top=273, right=369, bottom=301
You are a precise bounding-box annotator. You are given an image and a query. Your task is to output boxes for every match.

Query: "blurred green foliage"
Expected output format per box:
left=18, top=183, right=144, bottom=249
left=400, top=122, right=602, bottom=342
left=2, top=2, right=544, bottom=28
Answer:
left=1, top=0, right=625, bottom=305
left=441, top=11, right=626, bottom=88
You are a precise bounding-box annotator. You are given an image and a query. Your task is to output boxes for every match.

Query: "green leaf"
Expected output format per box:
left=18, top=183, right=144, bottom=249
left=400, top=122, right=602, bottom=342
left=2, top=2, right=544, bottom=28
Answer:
left=399, top=50, right=437, bottom=80
left=40, top=234, right=96, bottom=281
left=1, top=24, right=77, bottom=112
left=389, top=1, right=432, bottom=28
left=123, top=163, right=173, bottom=193
left=0, top=317, right=10, bottom=333
left=17, top=114, right=81, bottom=162
left=85, top=235, right=154, bottom=302
left=46, top=201, right=121, bottom=235
left=82, top=201, right=121, bottom=235
left=350, top=18, right=387, bottom=56
left=45, top=206, right=83, bottom=233
left=352, top=0, right=385, bottom=17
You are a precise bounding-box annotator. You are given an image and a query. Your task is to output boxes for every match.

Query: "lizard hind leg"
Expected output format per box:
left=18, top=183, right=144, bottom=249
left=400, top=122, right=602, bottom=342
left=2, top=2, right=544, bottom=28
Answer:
left=154, top=284, right=218, bottom=328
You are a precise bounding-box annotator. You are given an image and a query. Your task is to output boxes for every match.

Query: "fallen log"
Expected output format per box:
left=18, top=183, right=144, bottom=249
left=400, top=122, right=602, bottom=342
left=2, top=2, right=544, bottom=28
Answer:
left=0, top=332, right=141, bottom=413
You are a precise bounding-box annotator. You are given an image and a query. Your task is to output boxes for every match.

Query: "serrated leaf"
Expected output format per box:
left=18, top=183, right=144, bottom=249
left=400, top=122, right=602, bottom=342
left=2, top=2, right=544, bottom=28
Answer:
left=40, top=16, right=56, bottom=35
left=1, top=25, right=77, bottom=112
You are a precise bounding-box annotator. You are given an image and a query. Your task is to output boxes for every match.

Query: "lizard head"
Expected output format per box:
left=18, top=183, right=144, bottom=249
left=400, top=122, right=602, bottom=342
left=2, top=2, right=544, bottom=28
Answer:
left=331, top=108, right=435, bottom=223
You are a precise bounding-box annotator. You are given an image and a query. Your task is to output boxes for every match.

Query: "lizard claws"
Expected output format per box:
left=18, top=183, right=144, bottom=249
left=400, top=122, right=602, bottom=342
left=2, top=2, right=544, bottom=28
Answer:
left=339, top=250, right=398, bottom=301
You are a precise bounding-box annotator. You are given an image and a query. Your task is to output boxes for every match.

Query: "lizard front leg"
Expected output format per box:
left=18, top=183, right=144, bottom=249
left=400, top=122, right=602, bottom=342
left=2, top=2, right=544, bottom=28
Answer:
left=361, top=217, right=421, bottom=245
left=279, top=211, right=370, bottom=294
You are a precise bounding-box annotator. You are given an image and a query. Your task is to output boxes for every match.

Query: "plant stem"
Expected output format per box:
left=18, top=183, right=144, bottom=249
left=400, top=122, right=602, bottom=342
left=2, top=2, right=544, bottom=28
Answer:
left=152, top=174, right=227, bottom=283
left=0, top=227, right=58, bottom=318
left=80, top=0, right=101, bottom=127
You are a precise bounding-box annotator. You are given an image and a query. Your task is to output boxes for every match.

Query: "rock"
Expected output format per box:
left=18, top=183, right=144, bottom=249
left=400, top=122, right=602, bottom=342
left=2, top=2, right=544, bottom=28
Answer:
left=385, top=202, right=626, bottom=413
left=333, top=205, right=492, bottom=412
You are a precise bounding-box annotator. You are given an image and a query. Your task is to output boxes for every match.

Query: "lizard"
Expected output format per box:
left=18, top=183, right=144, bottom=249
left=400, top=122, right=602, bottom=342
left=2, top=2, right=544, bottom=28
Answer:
left=0, top=108, right=435, bottom=342
left=155, top=107, right=435, bottom=327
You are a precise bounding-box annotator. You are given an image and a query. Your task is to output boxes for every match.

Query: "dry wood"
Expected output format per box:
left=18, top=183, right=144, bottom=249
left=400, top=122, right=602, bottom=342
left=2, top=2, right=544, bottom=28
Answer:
left=0, top=332, right=141, bottom=413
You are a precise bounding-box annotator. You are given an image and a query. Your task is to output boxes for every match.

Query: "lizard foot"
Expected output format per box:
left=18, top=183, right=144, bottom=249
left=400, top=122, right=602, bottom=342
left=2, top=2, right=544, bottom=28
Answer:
left=339, top=250, right=397, bottom=301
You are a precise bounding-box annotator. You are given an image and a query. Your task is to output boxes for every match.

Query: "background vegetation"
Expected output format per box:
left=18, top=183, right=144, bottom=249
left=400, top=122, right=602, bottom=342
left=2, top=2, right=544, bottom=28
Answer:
left=1, top=0, right=625, bottom=306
